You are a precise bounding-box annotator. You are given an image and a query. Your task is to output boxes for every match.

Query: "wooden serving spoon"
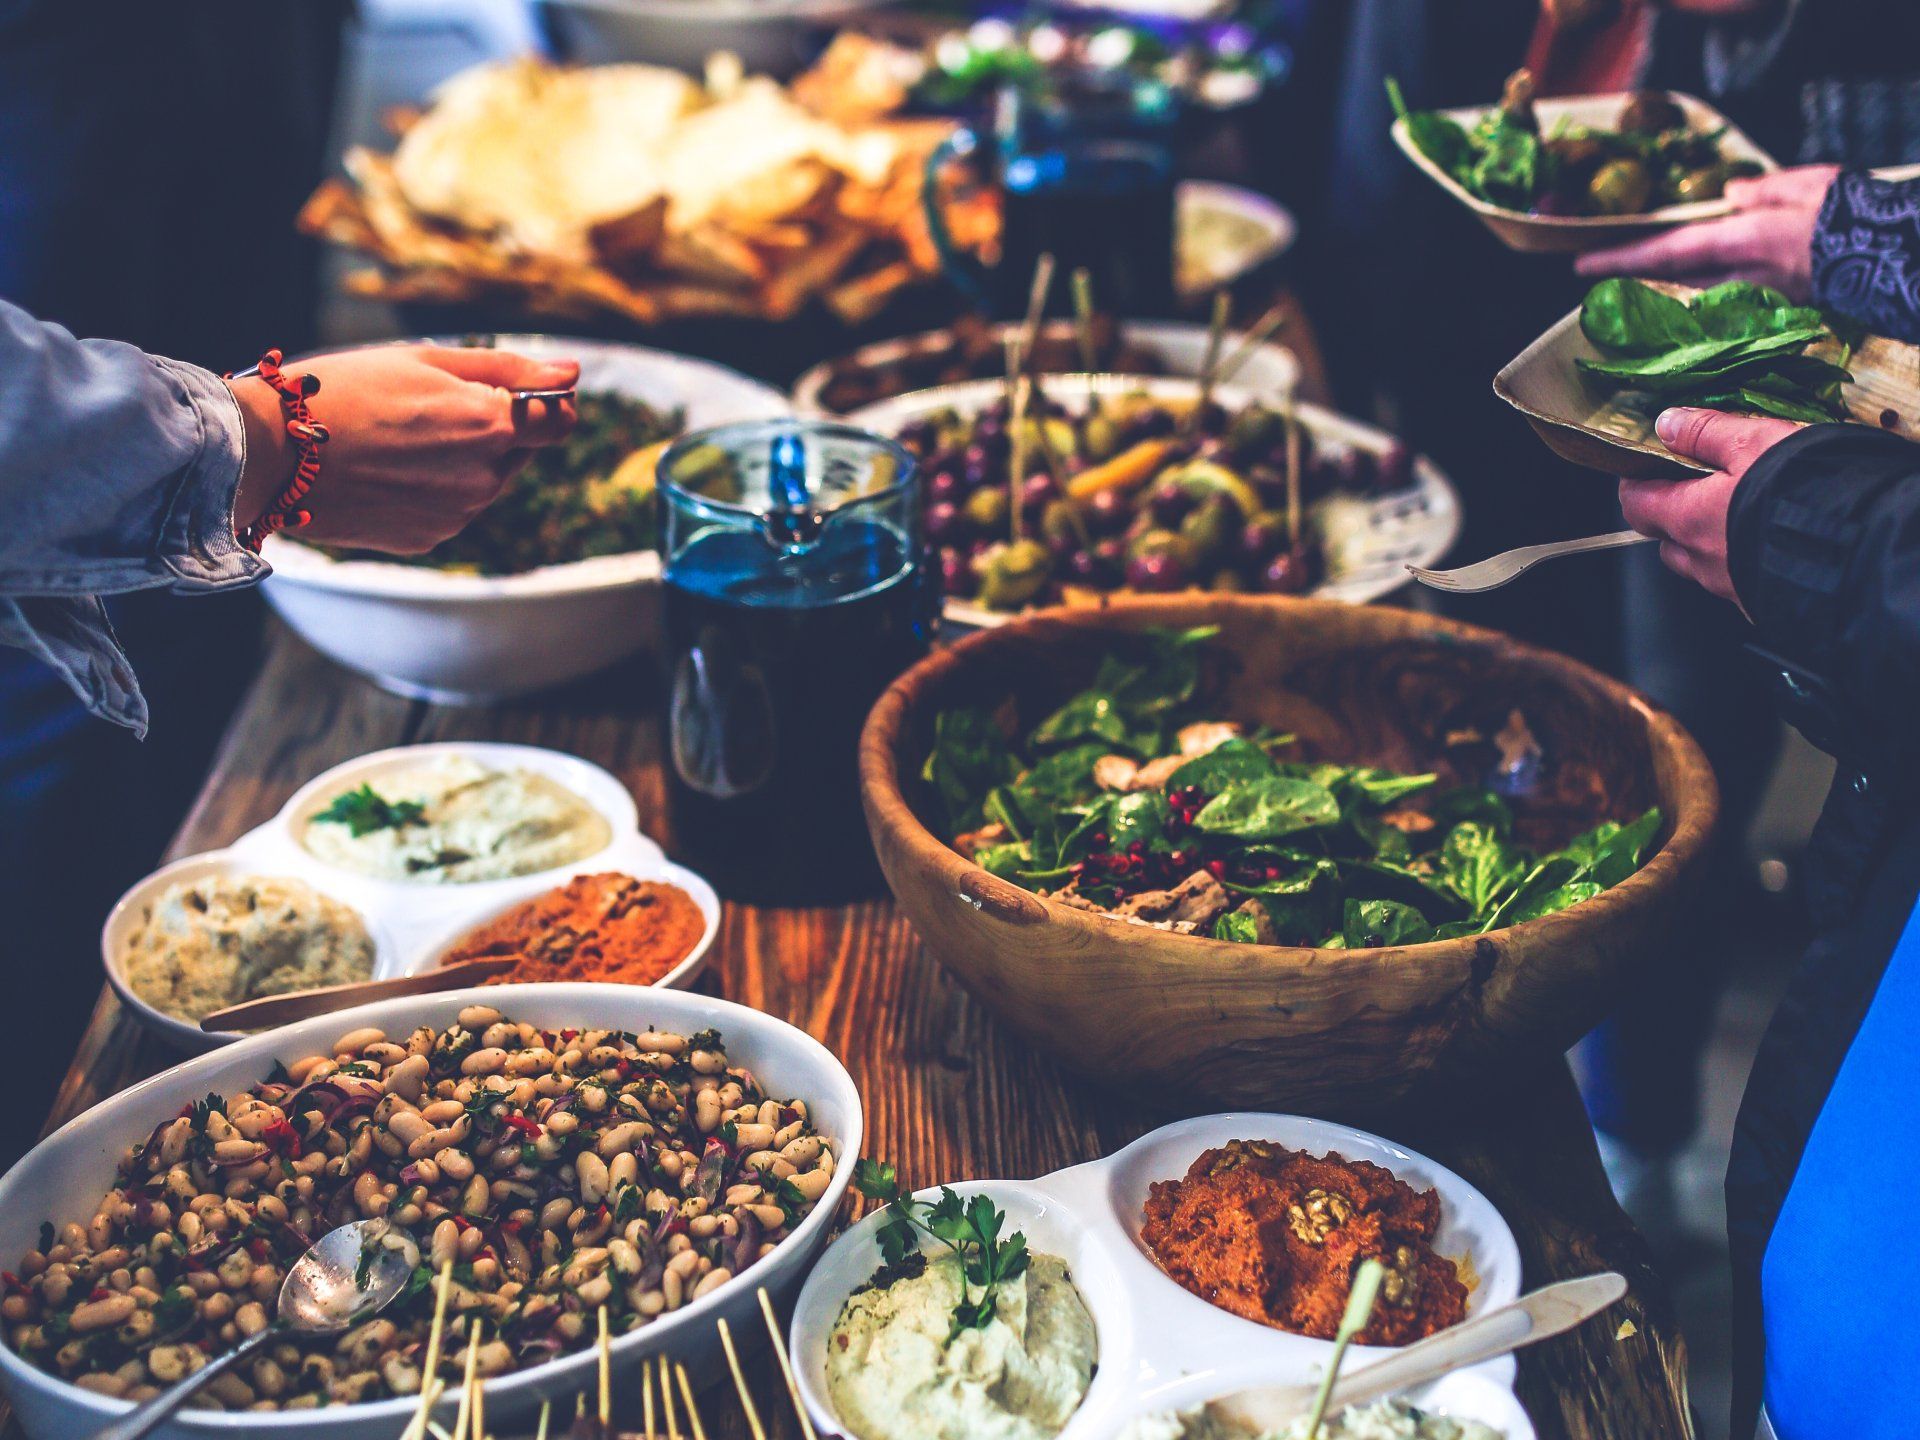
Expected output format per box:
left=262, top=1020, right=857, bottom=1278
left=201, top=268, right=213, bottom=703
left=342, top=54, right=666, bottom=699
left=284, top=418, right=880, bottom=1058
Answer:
left=1209, top=1272, right=1628, bottom=1432
left=197, top=958, right=517, bottom=1032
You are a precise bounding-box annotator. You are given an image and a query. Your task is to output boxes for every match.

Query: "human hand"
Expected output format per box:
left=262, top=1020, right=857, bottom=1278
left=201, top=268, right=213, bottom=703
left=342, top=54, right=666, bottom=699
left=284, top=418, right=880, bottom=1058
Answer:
left=228, top=345, right=579, bottom=553
left=1574, top=165, right=1840, bottom=301
left=1618, top=406, right=1800, bottom=604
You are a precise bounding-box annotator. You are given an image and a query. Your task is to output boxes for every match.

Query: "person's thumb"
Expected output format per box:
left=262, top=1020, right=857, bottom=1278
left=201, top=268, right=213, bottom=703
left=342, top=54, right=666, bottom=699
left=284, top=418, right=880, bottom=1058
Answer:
left=1654, top=407, right=1799, bottom=475
left=419, top=347, right=581, bottom=391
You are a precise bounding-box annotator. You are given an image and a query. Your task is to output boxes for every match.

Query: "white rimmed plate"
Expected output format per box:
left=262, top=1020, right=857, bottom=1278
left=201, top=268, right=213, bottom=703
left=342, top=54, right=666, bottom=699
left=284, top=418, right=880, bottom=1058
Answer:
left=1178, top=181, right=1297, bottom=295
left=260, top=335, right=790, bottom=703
left=0, top=984, right=861, bottom=1440
left=790, top=1112, right=1529, bottom=1440
left=846, top=374, right=1462, bottom=625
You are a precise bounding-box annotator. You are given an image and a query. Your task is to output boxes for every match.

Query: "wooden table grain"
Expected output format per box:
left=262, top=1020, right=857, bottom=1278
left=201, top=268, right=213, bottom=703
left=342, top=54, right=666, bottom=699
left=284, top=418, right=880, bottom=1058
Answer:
left=7, top=631, right=1695, bottom=1440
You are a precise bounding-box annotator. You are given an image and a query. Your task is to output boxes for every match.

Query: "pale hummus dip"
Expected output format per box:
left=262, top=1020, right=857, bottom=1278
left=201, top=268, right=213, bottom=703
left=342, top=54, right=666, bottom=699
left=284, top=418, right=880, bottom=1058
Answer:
left=301, top=756, right=611, bottom=883
left=827, top=1251, right=1095, bottom=1440
left=122, top=874, right=374, bottom=1022
left=1120, top=1398, right=1503, bottom=1440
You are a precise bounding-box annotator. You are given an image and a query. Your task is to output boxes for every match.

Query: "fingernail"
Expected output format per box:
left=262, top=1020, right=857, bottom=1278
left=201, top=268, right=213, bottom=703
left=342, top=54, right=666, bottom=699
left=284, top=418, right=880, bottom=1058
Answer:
left=1655, top=409, right=1684, bottom=444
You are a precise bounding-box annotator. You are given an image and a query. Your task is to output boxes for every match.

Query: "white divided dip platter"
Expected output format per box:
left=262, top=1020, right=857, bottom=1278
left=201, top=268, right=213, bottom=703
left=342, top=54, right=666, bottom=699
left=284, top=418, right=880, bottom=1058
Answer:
left=791, top=1112, right=1533, bottom=1440
left=101, top=742, right=719, bottom=1051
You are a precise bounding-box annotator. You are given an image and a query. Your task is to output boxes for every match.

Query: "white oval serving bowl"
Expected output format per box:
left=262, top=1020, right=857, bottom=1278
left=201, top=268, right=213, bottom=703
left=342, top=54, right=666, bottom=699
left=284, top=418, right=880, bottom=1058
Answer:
left=0, top=984, right=861, bottom=1440
left=791, top=318, right=1300, bottom=416
left=261, top=335, right=790, bottom=703
left=846, top=374, right=1463, bottom=625
left=101, top=743, right=719, bottom=1051
left=790, top=1111, right=1529, bottom=1440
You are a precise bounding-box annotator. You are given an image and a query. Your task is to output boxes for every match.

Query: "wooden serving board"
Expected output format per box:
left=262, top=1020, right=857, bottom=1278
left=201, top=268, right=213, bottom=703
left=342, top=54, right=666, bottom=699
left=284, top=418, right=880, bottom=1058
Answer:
left=1495, top=286, right=1920, bottom=478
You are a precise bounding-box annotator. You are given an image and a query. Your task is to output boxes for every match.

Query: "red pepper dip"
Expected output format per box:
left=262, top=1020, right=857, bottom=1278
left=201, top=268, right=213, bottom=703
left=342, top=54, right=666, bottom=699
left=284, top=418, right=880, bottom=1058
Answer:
left=1139, top=1139, right=1468, bottom=1344
left=440, top=872, right=704, bottom=986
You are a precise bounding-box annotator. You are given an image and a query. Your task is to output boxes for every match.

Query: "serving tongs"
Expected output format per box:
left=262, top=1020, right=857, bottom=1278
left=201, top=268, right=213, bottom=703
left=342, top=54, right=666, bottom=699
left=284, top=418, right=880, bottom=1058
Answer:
left=1203, top=1271, right=1627, bottom=1430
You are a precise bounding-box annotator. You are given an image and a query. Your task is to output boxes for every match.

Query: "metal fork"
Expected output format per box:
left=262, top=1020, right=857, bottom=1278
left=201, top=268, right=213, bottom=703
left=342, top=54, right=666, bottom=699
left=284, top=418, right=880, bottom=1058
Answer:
left=1406, top=530, right=1653, bottom=593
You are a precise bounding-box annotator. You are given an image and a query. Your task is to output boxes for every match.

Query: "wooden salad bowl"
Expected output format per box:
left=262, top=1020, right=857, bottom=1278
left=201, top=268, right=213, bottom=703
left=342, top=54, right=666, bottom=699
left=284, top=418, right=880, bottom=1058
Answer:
left=859, top=596, right=1718, bottom=1113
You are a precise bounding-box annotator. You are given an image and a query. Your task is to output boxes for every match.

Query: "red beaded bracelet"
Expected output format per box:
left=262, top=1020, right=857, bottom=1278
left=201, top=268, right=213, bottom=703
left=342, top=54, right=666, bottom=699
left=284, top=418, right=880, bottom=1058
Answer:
left=232, top=349, right=329, bottom=554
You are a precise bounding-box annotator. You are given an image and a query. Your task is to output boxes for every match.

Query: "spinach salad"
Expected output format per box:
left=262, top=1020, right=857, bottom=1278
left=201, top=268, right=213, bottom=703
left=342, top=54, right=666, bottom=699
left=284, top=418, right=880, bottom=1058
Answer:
left=922, top=628, right=1662, bottom=948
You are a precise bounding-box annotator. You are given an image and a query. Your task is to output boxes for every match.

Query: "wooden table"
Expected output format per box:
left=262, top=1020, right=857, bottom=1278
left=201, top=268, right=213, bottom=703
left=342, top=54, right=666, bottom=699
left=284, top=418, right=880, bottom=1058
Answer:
left=7, top=630, right=1695, bottom=1440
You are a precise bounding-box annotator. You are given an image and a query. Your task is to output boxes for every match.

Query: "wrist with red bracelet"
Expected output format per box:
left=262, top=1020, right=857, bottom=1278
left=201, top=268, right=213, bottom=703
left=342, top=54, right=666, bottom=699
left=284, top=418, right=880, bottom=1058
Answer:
left=228, top=349, right=329, bottom=553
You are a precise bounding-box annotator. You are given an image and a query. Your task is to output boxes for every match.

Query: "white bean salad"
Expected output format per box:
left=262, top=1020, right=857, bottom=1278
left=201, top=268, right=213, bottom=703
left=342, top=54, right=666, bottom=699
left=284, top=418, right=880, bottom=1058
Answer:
left=0, top=1006, right=834, bottom=1411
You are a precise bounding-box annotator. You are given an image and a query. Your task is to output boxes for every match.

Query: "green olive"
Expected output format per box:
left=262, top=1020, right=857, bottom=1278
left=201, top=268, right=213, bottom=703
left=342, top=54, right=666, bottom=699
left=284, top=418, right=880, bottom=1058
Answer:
left=1127, top=527, right=1196, bottom=567
left=963, top=487, right=1010, bottom=533
left=1179, top=498, right=1236, bottom=562
left=975, top=539, right=1052, bottom=611
left=1588, top=158, right=1653, bottom=216
left=1082, top=412, right=1121, bottom=462
left=1225, top=406, right=1286, bottom=457
left=1040, top=499, right=1082, bottom=550
left=1617, top=92, right=1686, bottom=136
left=1672, top=164, right=1729, bottom=205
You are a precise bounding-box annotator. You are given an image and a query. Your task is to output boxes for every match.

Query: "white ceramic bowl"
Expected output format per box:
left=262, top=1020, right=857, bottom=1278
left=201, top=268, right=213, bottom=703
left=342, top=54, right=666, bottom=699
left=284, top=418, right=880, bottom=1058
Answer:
left=845, top=374, right=1463, bottom=624
left=538, top=0, right=899, bottom=77
left=0, top=984, right=861, bottom=1440
left=791, top=1112, right=1529, bottom=1440
left=101, top=743, right=721, bottom=1052
left=790, top=318, right=1301, bottom=416
left=260, top=336, right=790, bottom=703
left=1177, top=181, right=1297, bottom=295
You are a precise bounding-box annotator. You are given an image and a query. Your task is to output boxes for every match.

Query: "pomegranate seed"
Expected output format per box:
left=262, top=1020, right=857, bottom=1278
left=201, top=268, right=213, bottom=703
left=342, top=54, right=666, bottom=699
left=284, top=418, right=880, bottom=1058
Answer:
left=1207, top=859, right=1227, bottom=878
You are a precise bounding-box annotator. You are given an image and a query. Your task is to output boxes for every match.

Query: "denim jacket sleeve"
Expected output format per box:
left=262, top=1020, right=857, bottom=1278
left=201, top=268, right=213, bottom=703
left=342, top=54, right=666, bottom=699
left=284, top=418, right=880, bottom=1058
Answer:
left=0, top=297, right=267, bottom=735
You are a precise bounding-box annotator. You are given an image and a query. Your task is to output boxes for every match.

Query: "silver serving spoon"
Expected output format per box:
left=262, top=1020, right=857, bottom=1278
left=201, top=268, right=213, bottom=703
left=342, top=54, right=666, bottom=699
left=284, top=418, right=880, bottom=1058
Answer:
left=88, top=1219, right=417, bottom=1440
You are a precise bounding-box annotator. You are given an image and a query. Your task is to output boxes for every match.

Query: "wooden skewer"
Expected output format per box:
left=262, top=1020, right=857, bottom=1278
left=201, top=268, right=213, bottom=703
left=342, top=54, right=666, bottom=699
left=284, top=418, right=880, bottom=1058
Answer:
left=1214, top=298, right=1293, bottom=393
left=675, top=1362, right=709, bottom=1440
left=450, top=1319, right=481, bottom=1440
left=399, top=1379, right=444, bottom=1440
left=1284, top=398, right=1304, bottom=549
left=1019, top=251, right=1056, bottom=365
left=660, top=1356, right=682, bottom=1440
left=718, top=1317, right=767, bottom=1440
left=535, top=1398, right=552, bottom=1440
left=597, top=1307, right=612, bottom=1434
left=1303, top=1259, right=1385, bottom=1440
left=1003, top=335, right=1027, bottom=541
left=1070, top=267, right=1099, bottom=375
left=643, top=1352, right=657, bottom=1440
left=403, top=1257, right=458, bottom=1440
left=1190, top=289, right=1233, bottom=433
left=471, top=1354, right=486, bottom=1440
left=758, top=1288, right=818, bottom=1440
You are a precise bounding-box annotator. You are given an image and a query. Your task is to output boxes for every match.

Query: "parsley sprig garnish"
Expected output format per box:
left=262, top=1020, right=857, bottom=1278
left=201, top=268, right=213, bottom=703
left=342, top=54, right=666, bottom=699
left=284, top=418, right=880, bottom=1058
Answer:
left=313, top=783, right=426, bottom=837
left=853, top=1159, right=1031, bottom=1341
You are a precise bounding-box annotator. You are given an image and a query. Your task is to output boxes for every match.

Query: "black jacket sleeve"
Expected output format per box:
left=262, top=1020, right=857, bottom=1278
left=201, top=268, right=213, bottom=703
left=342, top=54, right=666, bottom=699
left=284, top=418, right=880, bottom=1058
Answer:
left=1728, top=422, right=1920, bottom=790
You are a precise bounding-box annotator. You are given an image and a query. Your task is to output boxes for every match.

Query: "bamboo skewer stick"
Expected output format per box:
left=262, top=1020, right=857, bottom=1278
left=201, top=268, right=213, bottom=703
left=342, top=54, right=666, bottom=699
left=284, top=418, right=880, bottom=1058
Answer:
left=596, top=1307, right=612, bottom=1435
left=1019, top=252, right=1055, bottom=365
left=1214, top=297, right=1293, bottom=392
left=643, top=1353, right=657, bottom=1440
left=718, top=1317, right=768, bottom=1440
left=660, top=1356, right=682, bottom=1440
left=1190, top=290, right=1232, bottom=433
left=450, top=1319, right=481, bottom=1440
left=535, top=1398, right=552, bottom=1440
left=1284, top=398, right=1304, bottom=549
left=1070, top=267, right=1099, bottom=375
left=758, top=1287, right=818, bottom=1440
left=675, top=1362, right=708, bottom=1440
left=1003, top=336, right=1028, bottom=542
left=401, top=1258, right=458, bottom=1440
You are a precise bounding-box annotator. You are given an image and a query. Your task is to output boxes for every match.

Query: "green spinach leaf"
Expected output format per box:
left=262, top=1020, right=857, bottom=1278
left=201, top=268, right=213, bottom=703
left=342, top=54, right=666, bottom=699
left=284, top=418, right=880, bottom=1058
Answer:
left=1192, top=776, right=1340, bottom=841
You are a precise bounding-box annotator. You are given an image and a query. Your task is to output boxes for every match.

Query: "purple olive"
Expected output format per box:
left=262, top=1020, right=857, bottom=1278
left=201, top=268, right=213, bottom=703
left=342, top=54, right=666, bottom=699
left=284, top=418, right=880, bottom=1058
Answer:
left=1093, top=536, right=1128, bottom=573
left=1333, top=448, right=1377, bottom=495
left=1238, top=514, right=1290, bottom=564
left=925, top=501, right=965, bottom=543
left=1126, top=550, right=1189, bottom=592
left=1086, top=488, right=1132, bottom=534
left=1020, top=473, right=1061, bottom=514
left=1260, top=546, right=1315, bottom=594
left=962, top=444, right=994, bottom=486
left=1374, top=441, right=1416, bottom=494
left=928, top=469, right=966, bottom=504
left=1148, top=481, right=1193, bottom=527
left=938, top=547, right=975, bottom=596
left=1065, top=548, right=1103, bottom=584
